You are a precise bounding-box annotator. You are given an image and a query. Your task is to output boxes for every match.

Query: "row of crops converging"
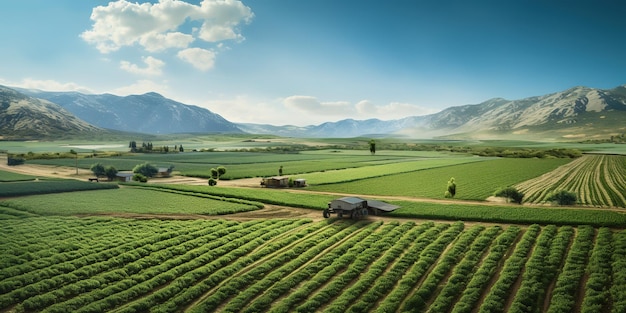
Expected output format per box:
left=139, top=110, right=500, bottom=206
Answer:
left=517, top=154, right=626, bottom=208
left=2, top=217, right=626, bottom=312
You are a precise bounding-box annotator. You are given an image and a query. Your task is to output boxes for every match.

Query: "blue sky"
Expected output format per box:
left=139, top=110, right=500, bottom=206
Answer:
left=1, top=0, right=624, bottom=126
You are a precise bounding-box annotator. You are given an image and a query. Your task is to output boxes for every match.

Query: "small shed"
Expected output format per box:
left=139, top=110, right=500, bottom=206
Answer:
left=116, top=172, right=134, bottom=182
left=293, top=178, right=307, bottom=187
left=157, top=166, right=173, bottom=177
left=262, top=176, right=290, bottom=188
left=329, top=197, right=368, bottom=211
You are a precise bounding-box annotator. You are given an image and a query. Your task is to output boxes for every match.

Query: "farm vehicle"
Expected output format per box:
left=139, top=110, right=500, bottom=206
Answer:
left=323, top=196, right=400, bottom=219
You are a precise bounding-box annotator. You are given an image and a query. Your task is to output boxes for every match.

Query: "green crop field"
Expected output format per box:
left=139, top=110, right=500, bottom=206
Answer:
left=0, top=188, right=261, bottom=217
left=306, top=158, right=572, bottom=200
left=0, top=179, right=119, bottom=198
left=296, top=157, right=485, bottom=185
left=0, top=170, right=38, bottom=182
left=517, top=154, right=626, bottom=208
left=2, top=218, right=626, bottom=312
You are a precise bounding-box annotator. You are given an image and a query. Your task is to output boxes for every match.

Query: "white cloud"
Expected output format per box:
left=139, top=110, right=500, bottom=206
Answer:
left=281, top=95, right=438, bottom=124
left=112, top=79, right=170, bottom=96
left=120, top=56, right=165, bottom=76
left=177, top=48, right=216, bottom=71
left=2, top=78, right=94, bottom=94
left=195, top=0, right=254, bottom=42
left=81, top=0, right=253, bottom=53
left=357, top=100, right=438, bottom=118
left=139, top=32, right=195, bottom=52
left=284, top=96, right=353, bottom=115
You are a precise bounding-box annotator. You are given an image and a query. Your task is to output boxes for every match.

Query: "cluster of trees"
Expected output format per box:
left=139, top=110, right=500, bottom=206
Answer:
left=89, top=163, right=119, bottom=181
left=90, top=162, right=174, bottom=183
left=493, top=186, right=577, bottom=205
left=208, top=166, right=226, bottom=186
left=129, top=141, right=184, bottom=153
left=583, top=134, right=626, bottom=144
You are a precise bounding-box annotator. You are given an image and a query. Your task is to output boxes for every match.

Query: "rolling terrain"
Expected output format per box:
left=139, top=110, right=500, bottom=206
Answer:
left=3, top=84, right=626, bottom=140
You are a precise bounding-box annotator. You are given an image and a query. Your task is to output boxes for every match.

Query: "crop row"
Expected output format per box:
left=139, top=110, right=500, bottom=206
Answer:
left=611, top=230, right=626, bottom=313
left=4, top=219, right=286, bottom=311
left=397, top=224, right=488, bottom=312
left=478, top=224, right=541, bottom=313
left=73, top=219, right=325, bottom=313
left=268, top=221, right=440, bottom=313
left=291, top=222, right=455, bottom=313
left=450, top=226, right=522, bottom=313
left=517, top=155, right=626, bottom=207
left=5, top=218, right=626, bottom=312
left=546, top=225, right=595, bottom=313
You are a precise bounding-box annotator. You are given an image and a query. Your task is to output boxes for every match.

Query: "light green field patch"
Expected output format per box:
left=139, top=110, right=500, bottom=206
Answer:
left=298, top=157, right=485, bottom=185
left=307, top=158, right=572, bottom=200
left=0, top=170, right=38, bottom=182
left=0, top=188, right=259, bottom=216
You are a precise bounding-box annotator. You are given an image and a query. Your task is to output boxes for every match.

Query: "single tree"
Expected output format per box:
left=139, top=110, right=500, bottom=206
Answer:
left=547, top=190, right=577, bottom=206
left=90, top=163, right=106, bottom=178
left=210, top=167, right=219, bottom=179
left=494, top=186, right=524, bottom=204
left=104, top=166, right=118, bottom=181
left=217, top=166, right=226, bottom=177
left=70, top=149, right=78, bottom=175
left=208, top=178, right=217, bottom=186
left=179, top=145, right=184, bottom=152
left=279, top=165, right=283, bottom=176
left=369, top=140, right=376, bottom=155
left=445, top=177, right=456, bottom=198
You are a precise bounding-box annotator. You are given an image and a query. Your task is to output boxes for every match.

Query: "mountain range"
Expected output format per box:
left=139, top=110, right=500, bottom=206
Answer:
left=1, top=84, right=625, bottom=140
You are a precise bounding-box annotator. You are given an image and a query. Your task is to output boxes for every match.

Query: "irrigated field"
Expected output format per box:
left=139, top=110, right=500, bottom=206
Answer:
left=307, top=158, right=571, bottom=200
left=1, top=218, right=625, bottom=313
left=516, top=154, right=626, bottom=207
left=25, top=150, right=465, bottom=179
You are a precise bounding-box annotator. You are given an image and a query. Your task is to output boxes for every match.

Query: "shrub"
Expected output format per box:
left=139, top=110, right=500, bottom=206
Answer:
left=547, top=190, right=577, bottom=206
left=445, top=177, right=456, bottom=198
left=133, top=173, right=148, bottom=183
left=494, top=186, right=524, bottom=204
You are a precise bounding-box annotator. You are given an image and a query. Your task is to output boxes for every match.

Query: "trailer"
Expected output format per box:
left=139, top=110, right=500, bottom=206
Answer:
left=323, top=196, right=400, bottom=219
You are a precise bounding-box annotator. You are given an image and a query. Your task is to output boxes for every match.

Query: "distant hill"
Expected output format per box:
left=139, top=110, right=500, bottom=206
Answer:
left=17, top=89, right=243, bottom=135
left=6, top=84, right=626, bottom=140
left=0, top=86, right=102, bottom=140
left=405, top=85, right=626, bottom=140
left=239, top=85, right=626, bottom=140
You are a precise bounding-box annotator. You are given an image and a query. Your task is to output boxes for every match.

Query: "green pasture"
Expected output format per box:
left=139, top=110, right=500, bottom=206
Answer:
left=306, top=158, right=572, bottom=200
left=297, top=157, right=485, bottom=185
left=23, top=149, right=463, bottom=179
left=0, top=170, right=38, bottom=182
left=129, top=184, right=625, bottom=227
left=133, top=184, right=337, bottom=209
left=389, top=201, right=626, bottom=227
left=0, top=188, right=260, bottom=216
left=0, top=179, right=118, bottom=198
